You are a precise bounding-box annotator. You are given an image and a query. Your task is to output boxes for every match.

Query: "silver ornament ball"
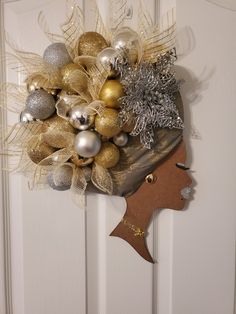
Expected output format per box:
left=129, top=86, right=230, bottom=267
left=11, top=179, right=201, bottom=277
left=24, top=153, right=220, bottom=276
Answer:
left=43, top=43, right=72, bottom=68
left=48, top=164, right=73, bottom=191
left=20, top=110, right=35, bottom=123
left=97, top=47, right=117, bottom=70
left=26, top=89, right=56, bottom=120
left=112, top=27, right=142, bottom=64
left=113, top=132, right=128, bottom=147
left=68, top=104, right=95, bottom=130
left=74, top=131, right=101, bottom=158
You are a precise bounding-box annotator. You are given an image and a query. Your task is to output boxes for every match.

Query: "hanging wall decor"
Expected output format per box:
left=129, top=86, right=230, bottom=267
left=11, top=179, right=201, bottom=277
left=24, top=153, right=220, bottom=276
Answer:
left=1, top=0, right=193, bottom=262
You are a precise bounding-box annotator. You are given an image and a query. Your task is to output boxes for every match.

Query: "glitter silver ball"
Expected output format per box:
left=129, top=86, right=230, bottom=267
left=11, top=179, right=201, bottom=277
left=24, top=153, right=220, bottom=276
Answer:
left=74, top=131, right=101, bottom=158
left=25, top=89, right=55, bottom=120
left=68, top=104, right=95, bottom=130
left=97, top=47, right=117, bottom=70
left=48, top=165, right=73, bottom=191
left=20, top=110, right=36, bottom=123
left=43, top=43, right=72, bottom=68
left=113, top=132, right=128, bottom=147
left=112, top=27, right=142, bottom=64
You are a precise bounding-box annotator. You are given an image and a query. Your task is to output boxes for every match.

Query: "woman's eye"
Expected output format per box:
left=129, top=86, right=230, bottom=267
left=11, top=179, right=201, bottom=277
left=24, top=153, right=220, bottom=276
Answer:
left=176, top=163, right=190, bottom=170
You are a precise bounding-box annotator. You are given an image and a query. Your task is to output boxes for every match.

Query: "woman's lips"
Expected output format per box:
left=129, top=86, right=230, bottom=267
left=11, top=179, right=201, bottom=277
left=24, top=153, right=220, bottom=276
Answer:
left=181, top=187, right=193, bottom=200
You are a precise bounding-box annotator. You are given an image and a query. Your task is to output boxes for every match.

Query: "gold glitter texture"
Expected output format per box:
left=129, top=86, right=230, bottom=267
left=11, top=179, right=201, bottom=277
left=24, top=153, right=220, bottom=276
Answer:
left=95, top=142, right=120, bottom=168
left=78, top=32, right=108, bottom=57
left=95, top=108, right=121, bottom=138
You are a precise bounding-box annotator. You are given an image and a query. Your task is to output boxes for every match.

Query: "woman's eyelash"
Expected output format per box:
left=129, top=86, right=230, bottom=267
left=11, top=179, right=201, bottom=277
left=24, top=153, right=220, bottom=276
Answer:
left=176, top=163, right=190, bottom=170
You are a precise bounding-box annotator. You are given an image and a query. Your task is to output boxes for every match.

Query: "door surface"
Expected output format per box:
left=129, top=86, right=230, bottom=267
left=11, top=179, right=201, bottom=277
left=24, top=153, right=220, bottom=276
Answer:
left=1, top=0, right=236, bottom=314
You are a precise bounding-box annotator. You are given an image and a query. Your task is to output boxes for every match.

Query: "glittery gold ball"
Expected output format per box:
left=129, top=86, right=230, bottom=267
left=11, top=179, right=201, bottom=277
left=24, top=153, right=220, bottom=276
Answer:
left=78, top=32, right=108, bottom=57
left=95, top=108, right=121, bottom=138
left=61, top=63, right=85, bottom=93
left=43, top=114, right=76, bottom=134
left=99, top=80, right=124, bottom=108
left=27, top=137, right=55, bottom=164
left=94, top=142, right=120, bottom=168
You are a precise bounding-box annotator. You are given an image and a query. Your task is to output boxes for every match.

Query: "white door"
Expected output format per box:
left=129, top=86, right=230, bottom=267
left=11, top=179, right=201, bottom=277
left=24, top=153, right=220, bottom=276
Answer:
left=0, top=0, right=235, bottom=314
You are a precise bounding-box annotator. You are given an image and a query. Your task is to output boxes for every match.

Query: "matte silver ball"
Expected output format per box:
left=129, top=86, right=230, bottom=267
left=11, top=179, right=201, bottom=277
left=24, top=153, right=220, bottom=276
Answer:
left=113, top=132, right=128, bottom=147
left=97, top=47, right=117, bottom=70
left=111, top=27, right=142, bottom=64
left=74, top=131, right=101, bottom=158
left=20, top=110, right=35, bottom=123
left=43, top=43, right=72, bottom=68
left=68, top=104, right=95, bottom=130
left=26, top=89, right=55, bottom=120
left=48, top=165, right=73, bottom=191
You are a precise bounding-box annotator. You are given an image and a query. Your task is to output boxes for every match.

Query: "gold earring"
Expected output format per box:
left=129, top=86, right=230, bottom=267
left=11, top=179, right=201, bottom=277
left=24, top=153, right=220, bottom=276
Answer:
left=145, top=173, right=157, bottom=184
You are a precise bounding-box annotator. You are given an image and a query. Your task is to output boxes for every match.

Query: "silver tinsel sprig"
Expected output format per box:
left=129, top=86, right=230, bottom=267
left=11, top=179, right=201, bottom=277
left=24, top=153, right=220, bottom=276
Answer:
left=114, top=49, right=184, bottom=149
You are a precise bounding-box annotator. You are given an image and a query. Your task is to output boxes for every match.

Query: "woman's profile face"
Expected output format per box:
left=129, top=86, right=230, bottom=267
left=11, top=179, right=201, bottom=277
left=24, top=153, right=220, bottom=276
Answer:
left=141, top=141, right=193, bottom=211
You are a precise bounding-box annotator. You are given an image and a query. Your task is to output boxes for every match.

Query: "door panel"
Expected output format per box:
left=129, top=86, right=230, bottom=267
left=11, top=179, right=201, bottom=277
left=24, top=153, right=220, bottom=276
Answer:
left=1, top=0, right=236, bottom=314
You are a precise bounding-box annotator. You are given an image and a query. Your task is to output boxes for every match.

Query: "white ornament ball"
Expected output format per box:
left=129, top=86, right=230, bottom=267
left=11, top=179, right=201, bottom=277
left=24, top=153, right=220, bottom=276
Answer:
left=112, top=27, right=142, bottom=64
left=113, top=132, right=128, bottom=147
left=48, top=164, right=73, bottom=191
left=43, top=43, right=72, bottom=68
left=97, top=47, right=117, bottom=70
left=68, top=104, right=95, bottom=130
left=26, top=89, right=56, bottom=120
left=74, top=131, right=101, bottom=158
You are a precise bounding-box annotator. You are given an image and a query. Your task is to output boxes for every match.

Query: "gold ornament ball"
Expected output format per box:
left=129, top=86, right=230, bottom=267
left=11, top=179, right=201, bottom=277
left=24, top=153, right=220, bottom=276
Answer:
left=78, top=32, right=108, bottom=57
left=61, top=63, right=84, bottom=93
left=27, top=137, right=55, bottom=164
left=95, top=142, right=120, bottom=168
left=99, top=80, right=124, bottom=108
left=43, top=114, right=76, bottom=134
left=95, top=108, right=121, bottom=138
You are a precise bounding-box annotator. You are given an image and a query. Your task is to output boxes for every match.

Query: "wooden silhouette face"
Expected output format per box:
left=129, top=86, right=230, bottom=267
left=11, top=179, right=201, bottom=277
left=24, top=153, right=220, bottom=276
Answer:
left=110, top=141, right=192, bottom=263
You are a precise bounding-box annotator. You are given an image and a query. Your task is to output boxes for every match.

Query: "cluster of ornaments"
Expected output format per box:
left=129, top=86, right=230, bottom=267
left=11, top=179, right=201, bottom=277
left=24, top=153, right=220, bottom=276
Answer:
left=21, top=28, right=138, bottom=191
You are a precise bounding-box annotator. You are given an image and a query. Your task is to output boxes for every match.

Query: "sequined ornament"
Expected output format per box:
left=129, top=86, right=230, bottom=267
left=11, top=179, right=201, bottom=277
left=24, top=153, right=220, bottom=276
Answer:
left=27, top=137, right=55, bottom=164
left=95, top=108, right=121, bottom=138
left=95, top=142, right=120, bottom=168
left=99, top=80, right=124, bottom=109
left=78, top=32, right=108, bottom=57
left=112, top=27, right=142, bottom=64
left=43, top=43, right=72, bottom=68
left=68, top=104, right=95, bottom=130
left=48, top=164, right=73, bottom=191
left=43, top=114, right=75, bottom=133
left=74, top=131, right=101, bottom=158
left=61, top=63, right=84, bottom=93
left=26, top=89, right=56, bottom=120
left=113, top=132, right=128, bottom=147
left=20, top=110, right=35, bottom=123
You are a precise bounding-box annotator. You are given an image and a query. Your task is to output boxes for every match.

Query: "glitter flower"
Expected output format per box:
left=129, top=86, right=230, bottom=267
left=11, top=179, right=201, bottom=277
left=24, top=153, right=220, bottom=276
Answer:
left=118, top=49, right=184, bottom=149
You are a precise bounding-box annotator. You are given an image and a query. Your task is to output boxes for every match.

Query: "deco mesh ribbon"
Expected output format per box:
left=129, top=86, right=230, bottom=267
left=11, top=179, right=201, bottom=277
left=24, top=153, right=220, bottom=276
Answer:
left=0, top=0, right=184, bottom=206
